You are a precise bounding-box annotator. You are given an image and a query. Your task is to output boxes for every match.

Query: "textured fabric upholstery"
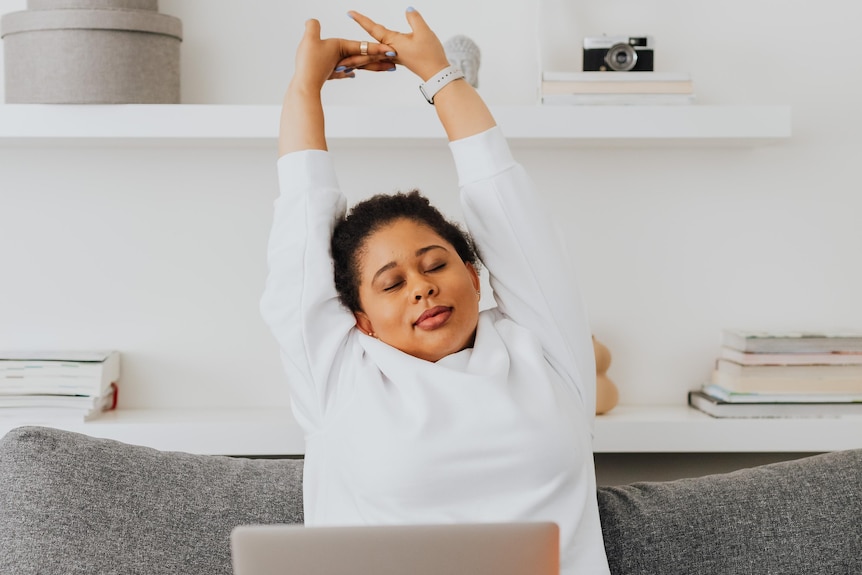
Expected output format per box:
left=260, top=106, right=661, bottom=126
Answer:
left=1, top=426, right=860, bottom=575
left=0, top=426, right=303, bottom=575
left=597, top=449, right=862, bottom=575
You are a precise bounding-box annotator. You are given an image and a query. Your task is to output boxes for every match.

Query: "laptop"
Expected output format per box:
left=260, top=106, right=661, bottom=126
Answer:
left=231, top=522, right=559, bottom=575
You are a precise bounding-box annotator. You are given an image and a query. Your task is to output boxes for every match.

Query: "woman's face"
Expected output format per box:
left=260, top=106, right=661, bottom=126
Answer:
left=354, top=218, right=481, bottom=363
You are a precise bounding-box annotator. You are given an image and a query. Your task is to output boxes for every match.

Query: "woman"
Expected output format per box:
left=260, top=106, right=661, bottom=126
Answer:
left=260, top=8, right=610, bottom=574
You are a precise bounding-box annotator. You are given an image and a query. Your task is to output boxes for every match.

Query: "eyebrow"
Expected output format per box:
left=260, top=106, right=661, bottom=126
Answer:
left=371, top=245, right=448, bottom=284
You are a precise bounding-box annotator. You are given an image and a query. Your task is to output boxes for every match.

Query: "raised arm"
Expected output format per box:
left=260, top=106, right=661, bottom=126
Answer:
left=347, top=8, right=495, bottom=142
left=263, top=22, right=396, bottom=430
left=280, top=18, right=395, bottom=156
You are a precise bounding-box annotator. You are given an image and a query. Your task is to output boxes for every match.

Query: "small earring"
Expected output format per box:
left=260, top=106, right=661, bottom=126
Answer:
left=368, top=331, right=376, bottom=338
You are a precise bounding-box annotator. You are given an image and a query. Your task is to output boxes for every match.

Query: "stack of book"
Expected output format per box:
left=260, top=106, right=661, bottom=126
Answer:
left=540, top=71, right=695, bottom=105
left=689, top=330, right=862, bottom=418
left=0, top=350, right=120, bottom=422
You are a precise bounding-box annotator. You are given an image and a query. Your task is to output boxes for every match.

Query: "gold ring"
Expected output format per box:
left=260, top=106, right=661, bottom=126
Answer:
left=359, top=41, right=368, bottom=56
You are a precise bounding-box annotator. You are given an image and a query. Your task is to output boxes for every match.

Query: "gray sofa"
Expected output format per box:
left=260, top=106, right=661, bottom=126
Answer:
left=0, top=426, right=859, bottom=575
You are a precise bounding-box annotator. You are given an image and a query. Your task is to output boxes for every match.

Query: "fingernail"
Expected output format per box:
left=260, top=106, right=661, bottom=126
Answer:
left=335, top=66, right=346, bottom=72
left=346, top=11, right=355, bottom=19
left=386, top=51, right=397, bottom=57
left=406, top=6, right=415, bottom=12
left=344, top=67, right=355, bottom=73
left=388, top=67, right=397, bottom=72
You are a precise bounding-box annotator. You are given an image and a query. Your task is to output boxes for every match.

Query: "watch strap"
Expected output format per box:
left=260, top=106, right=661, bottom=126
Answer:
left=419, top=66, right=466, bottom=104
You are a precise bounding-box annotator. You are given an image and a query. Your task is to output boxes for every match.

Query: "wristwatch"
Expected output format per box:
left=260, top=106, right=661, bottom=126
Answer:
left=419, top=66, right=466, bottom=104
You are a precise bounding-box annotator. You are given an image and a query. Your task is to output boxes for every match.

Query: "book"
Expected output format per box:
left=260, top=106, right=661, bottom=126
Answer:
left=702, top=383, right=862, bottom=404
left=541, top=93, right=695, bottom=106
left=543, top=71, right=691, bottom=80
left=541, top=71, right=695, bottom=105
left=721, top=330, right=862, bottom=354
left=688, top=390, right=862, bottom=419
left=0, top=350, right=116, bottom=362
left=718, top=346, right=862, bottom=366
left=542, top=71, right=692, bottom=82
left=541, top=71, right=693, bottom=95
left=710, top=368, right=862, bottom=394
left=0, top=350, right=120, bottom=396
left=716, top=358, right=862, bottom=379
left=0, top=382, right=118, bottom=422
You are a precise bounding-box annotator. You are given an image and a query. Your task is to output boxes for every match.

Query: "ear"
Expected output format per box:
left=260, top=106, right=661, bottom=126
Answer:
left=465, top=262, right=480, bottom=292
left=354, top=311, right=374, bottom=336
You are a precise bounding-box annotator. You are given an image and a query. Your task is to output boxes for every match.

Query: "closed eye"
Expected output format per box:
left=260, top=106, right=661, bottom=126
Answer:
left=383, top=281, right=404, bottom=292
left=427, top=263, right=446, bottom=272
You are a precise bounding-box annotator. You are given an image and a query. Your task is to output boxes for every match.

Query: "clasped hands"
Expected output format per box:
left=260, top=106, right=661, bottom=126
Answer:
left=291, top=8, right=452, bottom=94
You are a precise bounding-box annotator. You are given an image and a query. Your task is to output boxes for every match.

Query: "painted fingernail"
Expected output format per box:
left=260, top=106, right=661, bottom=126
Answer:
left=335, top=66, right=346, bottom=72
left=385, top=51, right=397, bottom=57
left=347, top=11, right=355, bottom=19
left=406, top=6, right=416, bottom=12
left=388, top=67, right=397, bottom=72
left=344, top=67, right=355, bottom=73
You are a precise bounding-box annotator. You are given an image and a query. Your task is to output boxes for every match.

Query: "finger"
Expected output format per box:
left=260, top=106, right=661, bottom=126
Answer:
left=335, top=58, right=394, bottom=73
left=403, top=7, right=431, bottom=34
left=336, top=54, right=394, bottom=69
left=328, top=70, right=356, bottom=80
left=349, top=39, right=396, bottom=57
left=347, top=10, right=395, bottom=43
left=358, top=61, right=398, bottom=73
left=303, top=18, right=321, bottom=40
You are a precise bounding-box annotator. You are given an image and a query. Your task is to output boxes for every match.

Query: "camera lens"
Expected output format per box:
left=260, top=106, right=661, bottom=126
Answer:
left=604, top=43, right=638, bottom=71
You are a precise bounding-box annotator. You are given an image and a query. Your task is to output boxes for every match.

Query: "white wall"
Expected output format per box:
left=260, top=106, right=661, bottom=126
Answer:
left=1, top=0, right=860, bottom=410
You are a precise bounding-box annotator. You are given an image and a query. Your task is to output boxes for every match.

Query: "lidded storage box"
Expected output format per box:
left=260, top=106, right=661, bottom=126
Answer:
left=1, top=0, right=182, bottom=103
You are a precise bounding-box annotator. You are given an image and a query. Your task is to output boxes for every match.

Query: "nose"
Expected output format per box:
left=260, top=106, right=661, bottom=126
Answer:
left=413, top=285, right=435, bottom=301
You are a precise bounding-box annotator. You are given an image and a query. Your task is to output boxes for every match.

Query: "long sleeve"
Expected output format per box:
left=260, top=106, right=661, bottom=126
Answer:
left=452, top=127, right=597, bottom=425
left=259, top=150, right=357, bottom=432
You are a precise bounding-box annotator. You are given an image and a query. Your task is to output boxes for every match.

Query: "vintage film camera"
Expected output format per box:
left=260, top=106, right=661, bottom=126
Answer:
left=583, top=35, right=654, bottom=72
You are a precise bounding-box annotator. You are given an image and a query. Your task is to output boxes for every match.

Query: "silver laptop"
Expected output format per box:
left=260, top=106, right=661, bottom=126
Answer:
left=231, top=522, right=559, bottom=575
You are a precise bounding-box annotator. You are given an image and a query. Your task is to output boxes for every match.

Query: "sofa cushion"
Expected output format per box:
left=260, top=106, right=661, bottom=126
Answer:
left=597, top=449, right=862, bottom=575
left=0, top=426, right=303, bottom=575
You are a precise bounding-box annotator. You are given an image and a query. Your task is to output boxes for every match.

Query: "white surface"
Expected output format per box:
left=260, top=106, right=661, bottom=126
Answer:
left=3, top=405, right=861, bottom=455
left=592, top=406, right=862, bottom=453
left=0, top=408, right=305, bottom=455
left=0, top=104, right=791, bottom=146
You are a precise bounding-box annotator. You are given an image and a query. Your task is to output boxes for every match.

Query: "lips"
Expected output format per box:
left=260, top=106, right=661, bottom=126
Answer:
left=414, top=306, right=453, bottom=330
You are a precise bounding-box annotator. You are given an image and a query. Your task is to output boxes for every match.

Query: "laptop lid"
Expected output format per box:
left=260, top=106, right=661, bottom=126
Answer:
left=231, top=522, right=559, bottom=575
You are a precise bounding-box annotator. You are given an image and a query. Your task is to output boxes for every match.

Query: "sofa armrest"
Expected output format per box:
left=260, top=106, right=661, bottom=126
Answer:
left=0, top=426, right=304, bottom=575
left=597, top=449, right=862, bottom=575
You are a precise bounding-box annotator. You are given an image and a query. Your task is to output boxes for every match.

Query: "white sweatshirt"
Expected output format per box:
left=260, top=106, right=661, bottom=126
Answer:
left=260, top=126, right=610, bottom=575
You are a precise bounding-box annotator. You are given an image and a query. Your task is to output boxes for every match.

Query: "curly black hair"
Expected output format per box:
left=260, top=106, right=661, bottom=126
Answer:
left=331, top=190, right=481, bottom=313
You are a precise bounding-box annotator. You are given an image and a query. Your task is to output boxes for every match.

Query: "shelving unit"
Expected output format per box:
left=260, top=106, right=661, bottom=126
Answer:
left=2, top=405, right=859, bottom=456
left=0, top=104, right=791, bottom=147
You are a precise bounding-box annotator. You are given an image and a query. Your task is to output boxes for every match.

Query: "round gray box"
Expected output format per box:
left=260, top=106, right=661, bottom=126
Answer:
left=28, top=0, right=159, bottom=10
left=1, top=6, right=182, bottom=104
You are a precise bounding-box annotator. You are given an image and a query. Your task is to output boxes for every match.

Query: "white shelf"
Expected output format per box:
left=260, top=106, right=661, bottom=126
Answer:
left=0, top=104, right=791, bottom=147
left=0, top=408, right=305, bottom=456
left=592, top=405, right=862, bottom=453
left=2, top=405, right=859, bottom=455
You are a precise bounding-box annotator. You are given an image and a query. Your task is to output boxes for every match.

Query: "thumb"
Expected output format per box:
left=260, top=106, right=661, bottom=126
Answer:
left=404, top=7, right=430, bottom=34
left=303, top=18, right=321, bottom=40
